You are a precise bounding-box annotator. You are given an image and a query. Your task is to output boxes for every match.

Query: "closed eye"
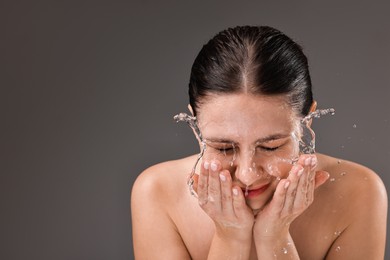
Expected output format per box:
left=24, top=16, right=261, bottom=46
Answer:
left=217, top=147, right=234, bottom=153
left=259, top=146, right=281, bottom=152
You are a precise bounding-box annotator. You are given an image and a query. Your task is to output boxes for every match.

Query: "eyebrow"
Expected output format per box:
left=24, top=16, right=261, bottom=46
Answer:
left=205, top=133, right=290, bottom=145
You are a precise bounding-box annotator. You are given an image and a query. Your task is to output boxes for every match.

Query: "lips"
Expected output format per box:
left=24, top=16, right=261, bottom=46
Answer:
left=242, top=183, right=271, bottom=199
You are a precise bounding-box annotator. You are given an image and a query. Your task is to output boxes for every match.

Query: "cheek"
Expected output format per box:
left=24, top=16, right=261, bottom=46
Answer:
left=263, top=158, right=293, bottom=178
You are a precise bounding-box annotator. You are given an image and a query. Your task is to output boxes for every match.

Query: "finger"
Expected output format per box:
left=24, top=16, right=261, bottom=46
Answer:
left=314, top=170, right=330, bottom=189
left=219, top=170, right=234, bottom=214
left=294, top=156, right=314, bottom=209
left=267, top=179, right=290, bottom=217
left=232, top=185, right=249, bottom=218
left=191, top=174, right=199, bottom=193
left=305, top=156, right=318, bottom=204
left=207, top=160, right=222, bottom=211
left=283, top=164, right=303, bottom=214
left=197, top=161, right=209, bottom=206
left=305, top=156, right=315, bottom=186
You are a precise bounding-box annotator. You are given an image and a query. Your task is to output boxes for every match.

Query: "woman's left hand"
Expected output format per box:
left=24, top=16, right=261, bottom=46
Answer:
left=253, top=154, right=329, bottom=241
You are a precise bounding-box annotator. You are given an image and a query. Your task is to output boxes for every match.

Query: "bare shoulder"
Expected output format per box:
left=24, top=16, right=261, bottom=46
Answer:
left=318, top=153, right=387, bottom=202
left=131, top=156, right=195, bottom=206
left=314, top=154, right=387, bottom=259
left=131, top=155, right=197, bottom=259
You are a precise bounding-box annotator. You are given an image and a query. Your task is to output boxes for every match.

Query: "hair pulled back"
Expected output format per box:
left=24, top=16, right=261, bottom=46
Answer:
left=189, top=25, right=313, bottom=117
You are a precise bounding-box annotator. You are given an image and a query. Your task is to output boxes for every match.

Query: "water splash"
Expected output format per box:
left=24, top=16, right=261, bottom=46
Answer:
left=301, top=108, right=335, bottom=124
left=174, top=113, right=206, bottom=197
left=299, top=108, right=336, bottom=154
left=174, top=113, right=203, bottom=141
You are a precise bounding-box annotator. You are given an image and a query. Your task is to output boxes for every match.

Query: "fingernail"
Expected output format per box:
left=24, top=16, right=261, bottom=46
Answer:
left=211, top=162, right=218, bottom=171
left=305, top=157, right=312, bottom=166
left=219, top=173, right=226, bottom=182
left=324, top=172, right=330, bottom=179
left=311, top=156, right=317, bottom=167
left=204, top=161, right=209, bottom=170
left=284, top=181, right=290, bottom=189
left=232, top=188, right=239, bottom=196
left=290, top=165, right=299, bottom=175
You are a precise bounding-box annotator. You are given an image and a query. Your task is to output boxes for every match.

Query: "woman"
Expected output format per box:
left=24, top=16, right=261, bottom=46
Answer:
left=131, top=26, right=387, bottom=259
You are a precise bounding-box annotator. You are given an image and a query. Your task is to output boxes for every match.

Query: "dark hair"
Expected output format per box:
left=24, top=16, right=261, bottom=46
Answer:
left=189, top=25, right=313, bottom=117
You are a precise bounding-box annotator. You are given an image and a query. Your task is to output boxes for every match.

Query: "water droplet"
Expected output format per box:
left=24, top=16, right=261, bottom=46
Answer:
left=340, top=172, right=347, bottom=176
left=282, top=247, right=288, bottom=254
left=330, top=178, right=335, bottom=182
left=335, top=246, right=341, bottom=252
left=353, top=124, right=357, bottom=128
left=245, top=186, right=249, bottom=196
left=231, top=144, right=236, bottom=166
left=208, top=195, right=216, bottom=202
left=337, top=160, right=341, bottom=164
left=334, top=231, right=341, bottom=236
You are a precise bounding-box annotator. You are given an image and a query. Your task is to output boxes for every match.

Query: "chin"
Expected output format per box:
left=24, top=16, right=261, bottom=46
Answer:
left=245, top=187, right=275, bottom=212
left=246, top=196, right=272, bottom=212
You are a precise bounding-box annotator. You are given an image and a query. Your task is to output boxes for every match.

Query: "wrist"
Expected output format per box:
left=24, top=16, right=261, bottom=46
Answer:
left=208, top=232, right=252, bottom=260
left=214, top=227, right=252, bottom=245
left=253, top=226, right=290, bottom=243
left=254, top=231, right=299, bottom=259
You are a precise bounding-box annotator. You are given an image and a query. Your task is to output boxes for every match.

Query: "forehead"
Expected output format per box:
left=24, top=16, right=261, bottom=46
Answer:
left=197, top=93, right=296, bottom=139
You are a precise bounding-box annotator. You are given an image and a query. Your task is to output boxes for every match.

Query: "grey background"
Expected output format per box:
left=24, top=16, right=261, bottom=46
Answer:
left=1, top=1, right=389, bottom=259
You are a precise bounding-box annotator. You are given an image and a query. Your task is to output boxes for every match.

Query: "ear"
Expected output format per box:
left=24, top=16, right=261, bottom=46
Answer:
left=307, top=100, right=317, bottom=127
left=187, top=104, right=195, bottom=116
left=310, top=100, right=317, bottom=113
left=314, top=170, right=330, bottom=189
left=187, top=104, right=203, bottom=146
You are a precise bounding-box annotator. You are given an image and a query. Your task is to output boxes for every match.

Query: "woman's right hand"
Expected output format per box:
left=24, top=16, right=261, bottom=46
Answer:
left=195, top=160, right=255, bottom=243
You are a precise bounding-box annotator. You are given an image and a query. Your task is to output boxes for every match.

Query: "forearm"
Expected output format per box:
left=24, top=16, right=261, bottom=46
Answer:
left=254, top=232, right=299, bottom=260
left=208, top=233, right=252, bottom=260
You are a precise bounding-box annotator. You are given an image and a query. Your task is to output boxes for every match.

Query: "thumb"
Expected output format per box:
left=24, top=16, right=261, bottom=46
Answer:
left=314, top=170, right=330, bottom=189
left=190, top=174, right=199, bottom=193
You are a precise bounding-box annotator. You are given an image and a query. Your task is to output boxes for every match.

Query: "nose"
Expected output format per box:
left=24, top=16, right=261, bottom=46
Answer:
left=233, top=150, right=265, bottom=185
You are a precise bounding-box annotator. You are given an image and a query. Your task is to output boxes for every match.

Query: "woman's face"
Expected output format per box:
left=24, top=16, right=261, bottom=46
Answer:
left=196, top=93, right=301, bottom=211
